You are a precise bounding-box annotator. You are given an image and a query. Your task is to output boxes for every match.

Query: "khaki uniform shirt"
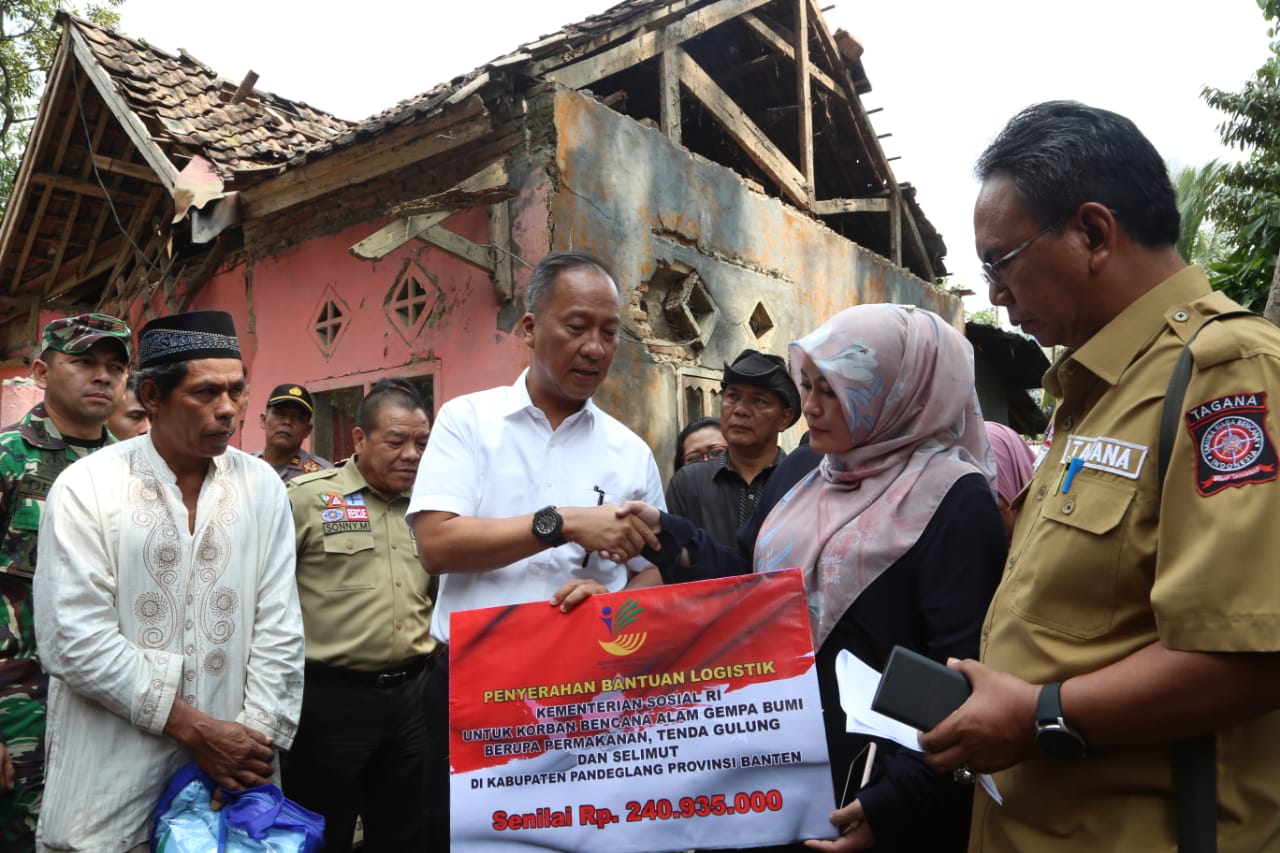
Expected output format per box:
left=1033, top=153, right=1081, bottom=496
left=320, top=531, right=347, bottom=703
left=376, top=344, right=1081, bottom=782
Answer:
left=288, top=459, right=435, bottom=671
left=976, top=267, right=1280, bottom=852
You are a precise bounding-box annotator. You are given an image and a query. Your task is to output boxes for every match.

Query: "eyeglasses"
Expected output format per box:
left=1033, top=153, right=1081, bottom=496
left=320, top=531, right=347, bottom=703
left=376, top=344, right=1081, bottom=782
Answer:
left=682, top=446, right=727, bottom=465
left=981, top=218, right=1064, bottom=290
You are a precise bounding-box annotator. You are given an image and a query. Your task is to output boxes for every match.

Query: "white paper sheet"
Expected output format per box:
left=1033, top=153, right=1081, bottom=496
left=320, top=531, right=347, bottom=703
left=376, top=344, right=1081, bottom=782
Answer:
left=834, top=649, right=1003, bottom=805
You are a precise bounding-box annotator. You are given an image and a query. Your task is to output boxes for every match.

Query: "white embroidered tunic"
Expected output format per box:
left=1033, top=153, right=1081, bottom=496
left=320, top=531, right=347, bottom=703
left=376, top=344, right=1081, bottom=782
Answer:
left=33, top=436, right=304, bottom=851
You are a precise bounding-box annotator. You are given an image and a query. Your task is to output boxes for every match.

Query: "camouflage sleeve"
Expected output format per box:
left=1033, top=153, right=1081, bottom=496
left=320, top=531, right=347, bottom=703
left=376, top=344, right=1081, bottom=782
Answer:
left=0, top=439, right=27, bottom=544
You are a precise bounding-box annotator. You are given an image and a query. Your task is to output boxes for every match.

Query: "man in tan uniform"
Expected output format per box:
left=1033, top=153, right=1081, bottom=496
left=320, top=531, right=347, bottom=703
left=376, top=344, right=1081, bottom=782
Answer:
left=918, top=102, right=1280, bottom=851
left=283, top=378, right=434, bottom=852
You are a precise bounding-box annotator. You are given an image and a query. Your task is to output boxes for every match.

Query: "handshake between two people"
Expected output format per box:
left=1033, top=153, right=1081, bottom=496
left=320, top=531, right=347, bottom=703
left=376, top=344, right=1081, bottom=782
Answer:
left=550, top=500, right=663, bottom=613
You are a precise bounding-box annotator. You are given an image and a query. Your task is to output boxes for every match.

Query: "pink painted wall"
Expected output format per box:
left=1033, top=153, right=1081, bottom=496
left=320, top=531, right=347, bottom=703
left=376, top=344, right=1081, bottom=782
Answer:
left=190, top=167, right=553, bottom=453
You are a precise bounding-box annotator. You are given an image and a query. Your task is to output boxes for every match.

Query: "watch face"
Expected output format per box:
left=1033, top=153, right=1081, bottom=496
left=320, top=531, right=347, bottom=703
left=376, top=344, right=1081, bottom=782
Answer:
left=1038, top=725, right=1086, bottom=759
left=533, top=512, right=557, bottom=536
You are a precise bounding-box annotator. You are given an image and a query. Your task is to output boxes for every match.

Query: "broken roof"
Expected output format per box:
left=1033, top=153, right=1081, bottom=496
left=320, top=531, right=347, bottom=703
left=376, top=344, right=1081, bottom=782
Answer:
left=68, top=13, right=352, bottom=181
left=0, top=0, right=949, bottom=353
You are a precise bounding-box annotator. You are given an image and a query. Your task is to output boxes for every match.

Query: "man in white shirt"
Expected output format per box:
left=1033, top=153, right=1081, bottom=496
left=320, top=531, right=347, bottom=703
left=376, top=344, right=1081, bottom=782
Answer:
left=408, top=250, right=665, bottom=849
left=33, top=310, right=304, bottom=852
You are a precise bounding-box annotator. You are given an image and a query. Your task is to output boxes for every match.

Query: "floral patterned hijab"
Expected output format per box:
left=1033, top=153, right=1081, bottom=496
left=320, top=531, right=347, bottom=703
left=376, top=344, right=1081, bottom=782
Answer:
left=754, top=304, right=995, bottom=649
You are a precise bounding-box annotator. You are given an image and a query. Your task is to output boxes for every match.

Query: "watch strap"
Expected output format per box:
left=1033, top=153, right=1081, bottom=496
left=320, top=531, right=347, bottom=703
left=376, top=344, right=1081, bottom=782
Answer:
left=1036, top=681, right=1065, bottom=724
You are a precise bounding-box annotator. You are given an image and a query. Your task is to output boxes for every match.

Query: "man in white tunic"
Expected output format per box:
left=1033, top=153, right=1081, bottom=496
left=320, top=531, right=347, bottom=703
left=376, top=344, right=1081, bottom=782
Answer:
left=32, top=310, right=304, bottom=852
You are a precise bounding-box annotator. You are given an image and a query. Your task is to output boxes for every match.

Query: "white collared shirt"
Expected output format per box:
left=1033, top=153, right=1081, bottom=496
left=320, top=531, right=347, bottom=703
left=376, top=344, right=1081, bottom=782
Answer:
left=408, top=371, right=665, bottom=643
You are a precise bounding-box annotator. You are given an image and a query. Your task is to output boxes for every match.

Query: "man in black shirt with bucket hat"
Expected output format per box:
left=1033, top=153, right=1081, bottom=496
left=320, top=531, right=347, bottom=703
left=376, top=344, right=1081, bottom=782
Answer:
left=665, top=348, right=800, bottom=548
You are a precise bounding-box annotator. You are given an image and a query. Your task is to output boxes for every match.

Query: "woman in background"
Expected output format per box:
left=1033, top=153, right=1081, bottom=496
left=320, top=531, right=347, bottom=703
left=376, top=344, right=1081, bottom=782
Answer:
left=984, top=420, right=1035, bottom=541
left=672, top=416, right=726, bottom=472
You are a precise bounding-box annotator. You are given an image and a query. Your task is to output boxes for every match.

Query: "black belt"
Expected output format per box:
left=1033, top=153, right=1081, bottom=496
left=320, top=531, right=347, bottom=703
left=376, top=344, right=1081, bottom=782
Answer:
left=306, top=655, right=431, bottom=689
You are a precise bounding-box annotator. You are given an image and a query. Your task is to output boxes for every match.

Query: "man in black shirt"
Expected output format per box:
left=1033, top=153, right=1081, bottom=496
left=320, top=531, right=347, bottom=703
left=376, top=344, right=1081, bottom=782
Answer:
left=665, top=349, right=799, bottom=547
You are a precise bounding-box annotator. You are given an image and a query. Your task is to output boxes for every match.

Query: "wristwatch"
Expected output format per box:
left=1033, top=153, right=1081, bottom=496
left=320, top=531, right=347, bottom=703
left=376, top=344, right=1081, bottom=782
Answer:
left=1035, top=681, right=1087, bottom=759
left=531, top=505, right=566, bottom=547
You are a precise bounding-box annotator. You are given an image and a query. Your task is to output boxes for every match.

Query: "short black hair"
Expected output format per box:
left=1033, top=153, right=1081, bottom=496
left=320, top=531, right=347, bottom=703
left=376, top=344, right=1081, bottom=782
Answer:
left=132, top=361, right=191, bottom=403
left=356, top=378, right=427, bottom=433
left=526, top=251, right=618, bottom=316
left=673, top=417, right=721, bottom=471
left=976, top=101, right=1180, bottom=248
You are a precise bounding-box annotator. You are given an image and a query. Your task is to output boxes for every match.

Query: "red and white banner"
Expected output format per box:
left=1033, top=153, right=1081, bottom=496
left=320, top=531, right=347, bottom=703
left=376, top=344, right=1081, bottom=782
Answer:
left=449, top=569, right=834, bottom=851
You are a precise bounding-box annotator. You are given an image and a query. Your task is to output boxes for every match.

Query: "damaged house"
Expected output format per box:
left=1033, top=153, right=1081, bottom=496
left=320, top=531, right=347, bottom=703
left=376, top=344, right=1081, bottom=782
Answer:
left=0, top=0, right=965, bottom=471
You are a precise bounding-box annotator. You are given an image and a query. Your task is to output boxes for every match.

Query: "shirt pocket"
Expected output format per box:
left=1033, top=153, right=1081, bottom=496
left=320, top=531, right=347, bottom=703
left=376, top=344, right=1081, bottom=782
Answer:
left=1009, top=476, right=1136, bottom=639
left=321, top=534, right=377, bottom=591
left=11, top=472, right=52, bottom=533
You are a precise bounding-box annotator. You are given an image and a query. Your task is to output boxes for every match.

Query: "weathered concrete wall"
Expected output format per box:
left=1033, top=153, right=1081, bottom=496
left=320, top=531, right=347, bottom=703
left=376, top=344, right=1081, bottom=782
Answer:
left=548, top=88, right=962, bottom=477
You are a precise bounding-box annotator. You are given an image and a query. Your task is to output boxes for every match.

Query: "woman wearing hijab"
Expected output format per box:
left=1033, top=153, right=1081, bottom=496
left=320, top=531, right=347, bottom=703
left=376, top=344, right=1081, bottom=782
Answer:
left=597, top=304, right=1007, bottom=851
left=983, top=421, right=1035, bottom=541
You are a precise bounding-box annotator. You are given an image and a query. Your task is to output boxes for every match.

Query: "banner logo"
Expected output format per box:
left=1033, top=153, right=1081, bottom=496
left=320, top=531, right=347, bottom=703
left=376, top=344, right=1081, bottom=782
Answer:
left=598, top=599, right=647, bottom=656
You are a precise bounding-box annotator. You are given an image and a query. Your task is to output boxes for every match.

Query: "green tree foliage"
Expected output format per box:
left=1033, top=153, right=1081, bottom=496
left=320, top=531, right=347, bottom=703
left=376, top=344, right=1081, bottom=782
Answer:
left=0, top=1, right=121, bottom=216
left=1173, top=160, right=1228, bottom=266
left=965, top=305, right=998, bottom=327
left=1201, top=0, right=1280, bottom=309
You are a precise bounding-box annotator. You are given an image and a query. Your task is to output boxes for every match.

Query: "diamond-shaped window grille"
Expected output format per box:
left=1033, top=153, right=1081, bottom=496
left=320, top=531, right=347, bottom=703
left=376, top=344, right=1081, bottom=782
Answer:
left=643, top=260, right=718, bottom=351
left=386, top=258, right=443, bottom=344
left=310, top=284, right=351, bottom=359
left=749, top=301, right=775, bottom=339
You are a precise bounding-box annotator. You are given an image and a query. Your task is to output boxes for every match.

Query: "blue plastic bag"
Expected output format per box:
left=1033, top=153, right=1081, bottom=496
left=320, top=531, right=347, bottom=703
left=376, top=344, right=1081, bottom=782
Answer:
left=152, top=763, right=325, bottom=853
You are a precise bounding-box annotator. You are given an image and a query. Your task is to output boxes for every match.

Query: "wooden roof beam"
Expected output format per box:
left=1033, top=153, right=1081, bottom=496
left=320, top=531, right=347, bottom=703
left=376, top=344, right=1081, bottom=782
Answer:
left=545, top=0, right=775, bottom=91
left=794, top=0, right=814, bottom=204
left=802, top=0, right=933, bottom=280
left=740, top=13, right=842, bottom=102
left=812, top=197, right=889, bottom=215
left=677, top=49, right=808, bottom=208
left=525, top=0, right=704, bottom=68
left=92, top=154, right=163, bottom=184
left=350, top=159, right=509, bottom=261
left=19, top=234, right=126, bottom=296
left=46, top=98, right=116, bottom=296
left=242, top=95, right=494, bottom=221
left=659, top=49, right=681, bottom=145
left=30, top=171, right=148, bottom=205
left=67, top=24, right=178, bottom=190
left=0, top=39, right=72, bottom=266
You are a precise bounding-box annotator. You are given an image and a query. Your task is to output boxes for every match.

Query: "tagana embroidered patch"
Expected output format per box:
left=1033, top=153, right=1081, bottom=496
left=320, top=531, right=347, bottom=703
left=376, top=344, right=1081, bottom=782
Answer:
left=1185, top=392, right=1278, bottom=496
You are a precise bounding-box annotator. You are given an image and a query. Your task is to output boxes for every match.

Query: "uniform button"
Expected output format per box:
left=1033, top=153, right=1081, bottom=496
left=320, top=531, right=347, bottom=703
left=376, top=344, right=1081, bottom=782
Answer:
left=1174, top=310, right=1190, bottom=322
left=395, top=581, right=402, bottom=588
left=1036, top=486, right=1047, bottom=500
left=395, top=623, right=402, bottom=630
left=391, top=544, right=398, bottom=550
left=346, top=542, right=354, bottom=551
left=1062, top=416, right=1073, bottom=430
left=1062, top=500, right=1076, bottom=514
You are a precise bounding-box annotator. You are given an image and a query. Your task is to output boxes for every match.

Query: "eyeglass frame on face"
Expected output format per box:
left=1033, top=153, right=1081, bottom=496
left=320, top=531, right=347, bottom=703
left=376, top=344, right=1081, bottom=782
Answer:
left=682, top=445, right=727, bottom=465
left=981, top=216, right=1067, bottom=293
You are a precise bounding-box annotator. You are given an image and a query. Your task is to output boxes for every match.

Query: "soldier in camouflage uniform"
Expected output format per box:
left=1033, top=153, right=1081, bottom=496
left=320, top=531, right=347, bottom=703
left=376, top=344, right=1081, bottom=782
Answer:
left=0, top=313, right=130, bottom=851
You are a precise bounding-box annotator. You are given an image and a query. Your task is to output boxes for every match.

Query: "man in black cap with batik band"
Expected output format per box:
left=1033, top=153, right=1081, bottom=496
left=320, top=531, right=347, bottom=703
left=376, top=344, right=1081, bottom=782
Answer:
left=254, top=383, right=333, bottom=483
left=665, top=348, right=801, bottom=549
left=32, top=310, right=305, bottom=852
left=0, top=312, right=130, bottom=852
